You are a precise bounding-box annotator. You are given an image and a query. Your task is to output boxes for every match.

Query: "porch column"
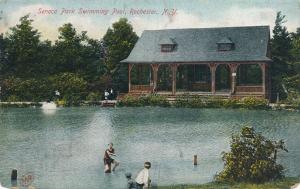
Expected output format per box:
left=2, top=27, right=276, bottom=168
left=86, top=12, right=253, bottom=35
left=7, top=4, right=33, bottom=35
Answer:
left=128, top=64, right=133, bottom=92
left=209, top=63, right=217, bottom=94
left=171, top=64, right=178, bottom=95
left=229, top=64, right=239, bottom=94
left=151, top=64, right=159, bottom=93
left=259, top=63, right=266, bottom=97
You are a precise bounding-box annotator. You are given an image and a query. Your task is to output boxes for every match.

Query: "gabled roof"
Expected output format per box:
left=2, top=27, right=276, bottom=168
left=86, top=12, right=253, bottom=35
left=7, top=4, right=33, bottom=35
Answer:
left=121, top=26, right=271, bottom=64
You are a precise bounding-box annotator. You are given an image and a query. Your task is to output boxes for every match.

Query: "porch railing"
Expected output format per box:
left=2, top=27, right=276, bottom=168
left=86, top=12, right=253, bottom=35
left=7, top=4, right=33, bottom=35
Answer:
left=236, top=85, right=263, bottom=93
left=130, top=85, right=153, bottom=92
left=190, top=82, right=211, bottom=91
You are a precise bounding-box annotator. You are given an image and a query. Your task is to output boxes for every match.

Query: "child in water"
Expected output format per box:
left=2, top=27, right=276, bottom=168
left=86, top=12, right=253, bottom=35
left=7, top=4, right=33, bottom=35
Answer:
left=103, top=143, right=119, bottom=173
left=125, top=172, right=137, bottom=189
left=135, top=162, right=151, bottom=189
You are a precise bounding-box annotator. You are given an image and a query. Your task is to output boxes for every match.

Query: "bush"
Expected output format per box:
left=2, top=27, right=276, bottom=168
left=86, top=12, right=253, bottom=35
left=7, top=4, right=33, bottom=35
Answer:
left=118, top=95, right=141, bottom=107
left=174, top=95, right=212, bottom=108
left=241, top=97, right=269, bottom=109
left=222, top=98, right=242, bottom=108
left=50, top=73, right=87, bottom=106
left=118, top=94, right=170, bottom=107
left=216, top=126, right=288, bottom=183
left=6, top=95, right=20, bottom=102
left=86, top=92, right=102, bottom=102
left=1, top=77, right=52, bottom=102
left=174, top=96, right=241, bottom=109
left=284, top=92, right=300, bottom=109
left=141, top=95, right=170, bottom=107
left=55, top=100, right=66, bottom=107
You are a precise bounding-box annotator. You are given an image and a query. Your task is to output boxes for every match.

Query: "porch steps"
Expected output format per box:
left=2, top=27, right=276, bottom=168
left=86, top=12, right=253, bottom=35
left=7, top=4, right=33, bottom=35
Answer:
left=101, top=100, right=117, bottom=107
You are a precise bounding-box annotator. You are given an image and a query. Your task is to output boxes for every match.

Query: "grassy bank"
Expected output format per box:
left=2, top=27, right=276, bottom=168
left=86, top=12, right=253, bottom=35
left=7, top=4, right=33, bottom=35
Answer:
left=157, top=177, right=299, bottom=189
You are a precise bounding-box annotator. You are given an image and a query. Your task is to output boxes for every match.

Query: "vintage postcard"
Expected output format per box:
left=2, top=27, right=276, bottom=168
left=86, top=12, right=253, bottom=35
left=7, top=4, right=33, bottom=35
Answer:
left=0, top=0, right=299, bottom=189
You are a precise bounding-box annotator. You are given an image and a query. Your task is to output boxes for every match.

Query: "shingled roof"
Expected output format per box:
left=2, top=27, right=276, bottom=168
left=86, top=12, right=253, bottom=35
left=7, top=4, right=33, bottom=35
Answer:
left=121, top=26, right=271, bottom=64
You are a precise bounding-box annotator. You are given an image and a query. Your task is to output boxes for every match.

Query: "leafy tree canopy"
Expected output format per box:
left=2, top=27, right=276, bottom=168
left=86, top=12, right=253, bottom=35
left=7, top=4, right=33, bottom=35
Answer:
left=6, top=15, right=44, bottom=78
left=270, top=12, right=293, bottom=99
left=102, top=18, right=138, bottom=91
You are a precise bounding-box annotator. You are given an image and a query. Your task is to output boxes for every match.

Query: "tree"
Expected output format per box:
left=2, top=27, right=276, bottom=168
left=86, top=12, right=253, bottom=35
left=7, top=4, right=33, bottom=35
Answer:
left=282, top=28, right=300, bottom=105
left=290, top=28, right=300, bottom=76
left=53, top=23, right=105, bottom=82
left=0, top=33, right=8, bottom=78
left=6, top=15, right=43, bottom=78
left=52, top=23, right=85, bottom=74
left=270, top=12, right=293, bottom=100
left=80, top=38, right=106, bottom=81
left=103, top=18, right=138, bottom=92
left=216, top=126, right=288, bottom=183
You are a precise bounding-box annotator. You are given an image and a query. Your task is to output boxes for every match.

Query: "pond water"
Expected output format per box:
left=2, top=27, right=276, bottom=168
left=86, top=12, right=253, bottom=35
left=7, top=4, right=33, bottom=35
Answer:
left=0, top=107, right=300, bottom=189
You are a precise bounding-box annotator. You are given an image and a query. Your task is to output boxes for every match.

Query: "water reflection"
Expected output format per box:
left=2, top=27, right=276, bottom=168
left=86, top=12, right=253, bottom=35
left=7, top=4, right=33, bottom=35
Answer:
left=42, top=108, right=57, bottom=115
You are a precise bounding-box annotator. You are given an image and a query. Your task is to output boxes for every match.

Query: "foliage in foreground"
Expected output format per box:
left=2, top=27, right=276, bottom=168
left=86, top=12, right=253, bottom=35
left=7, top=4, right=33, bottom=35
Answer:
left=216, top=126, right=288, bottom=183
left=157, top=177, right=299, bottom=189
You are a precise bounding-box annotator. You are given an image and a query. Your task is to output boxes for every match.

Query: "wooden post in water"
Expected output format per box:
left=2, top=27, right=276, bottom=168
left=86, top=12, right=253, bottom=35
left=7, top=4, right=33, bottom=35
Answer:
left=11, top=169, right=17, bottom=181
left=193, top=155, right=198, bottom=166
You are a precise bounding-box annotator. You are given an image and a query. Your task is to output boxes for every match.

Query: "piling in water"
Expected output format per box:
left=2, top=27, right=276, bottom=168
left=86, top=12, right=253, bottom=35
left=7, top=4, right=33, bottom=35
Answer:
left=11, top=169, right=17, bottom=181
left=193, top=155, right=197, bottom=165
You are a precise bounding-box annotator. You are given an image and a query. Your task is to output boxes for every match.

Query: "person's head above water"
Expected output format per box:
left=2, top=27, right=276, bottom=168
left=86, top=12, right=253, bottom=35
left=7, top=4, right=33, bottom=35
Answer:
left=125, top=172, right=132, bottom=179
left=144, top=162, right=151, bottom=169
left=108, top=143, right=113, bottom=149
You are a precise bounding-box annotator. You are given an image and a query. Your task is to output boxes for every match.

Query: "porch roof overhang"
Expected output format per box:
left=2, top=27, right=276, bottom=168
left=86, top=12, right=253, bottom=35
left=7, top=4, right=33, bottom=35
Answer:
left=121, top=60, right=272, bottom=64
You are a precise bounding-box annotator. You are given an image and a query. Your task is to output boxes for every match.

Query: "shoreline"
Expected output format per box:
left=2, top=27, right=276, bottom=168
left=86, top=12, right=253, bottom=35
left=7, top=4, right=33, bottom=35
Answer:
left=0, top=101, right=299, bottom=111
left=157, top=177, right=300, bottom=189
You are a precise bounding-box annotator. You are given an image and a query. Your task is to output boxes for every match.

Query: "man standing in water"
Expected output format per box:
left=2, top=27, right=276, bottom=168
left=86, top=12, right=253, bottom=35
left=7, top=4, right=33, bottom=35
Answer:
left=103, top=143, right=119, bottom=173
left=135, top=162, right=151, bottom=188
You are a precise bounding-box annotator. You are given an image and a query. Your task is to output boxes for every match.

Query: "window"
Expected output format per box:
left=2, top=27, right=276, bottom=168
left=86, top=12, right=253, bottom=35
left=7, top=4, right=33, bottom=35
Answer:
left=161, top=44, right=175, bottom=52
left=218, top=43, right=234, bottom=51
left=217, top=37, right=234, bottom=51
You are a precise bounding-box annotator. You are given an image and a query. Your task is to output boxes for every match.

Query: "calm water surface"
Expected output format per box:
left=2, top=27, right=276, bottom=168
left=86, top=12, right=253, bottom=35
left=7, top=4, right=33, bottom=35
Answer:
left=0, top=107, right=299, bottom=189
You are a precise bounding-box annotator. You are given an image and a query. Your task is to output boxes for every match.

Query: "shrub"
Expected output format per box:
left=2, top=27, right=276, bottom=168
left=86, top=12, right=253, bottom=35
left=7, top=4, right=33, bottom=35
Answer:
left=216, top=126, right=288, bottom=183
left=284, top=92, right=300, bottom=109
left=86, top=92, right=102, bottom=102
left=144, top=95, right=170, bottom=107
left=206, top=96, right=225, bottom=108
left=241, top=97, right=269, bottom=109
left=118, top=95, right=141, bottom=107
left=55, top=100, right=66, bottom=107
left=50, top=73, right=87, bottom=106
left=174, top=96, right=239, bottom=109
left=222, top=98, right=242, bottom=108
left=6, top=95, right=20, bottom=102
left=118, top=94, right=170, bottom=107
left=1, top=77, right=52, bottom=102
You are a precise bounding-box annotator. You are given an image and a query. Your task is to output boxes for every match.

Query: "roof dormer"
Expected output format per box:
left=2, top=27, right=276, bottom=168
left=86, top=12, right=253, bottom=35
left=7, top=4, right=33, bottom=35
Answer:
left=159, top=37, right=177, bottom=52
left=217, top=37, right=234, bottom=51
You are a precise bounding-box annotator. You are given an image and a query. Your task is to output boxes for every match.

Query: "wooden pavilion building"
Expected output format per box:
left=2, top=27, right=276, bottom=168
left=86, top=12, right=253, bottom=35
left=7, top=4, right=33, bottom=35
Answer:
left=121, top=26, right=271, bottom=99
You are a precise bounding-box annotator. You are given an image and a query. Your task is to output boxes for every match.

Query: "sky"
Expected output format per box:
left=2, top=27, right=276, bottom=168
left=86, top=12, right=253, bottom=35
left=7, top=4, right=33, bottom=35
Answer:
left=0, top=0, right=299, bottom=41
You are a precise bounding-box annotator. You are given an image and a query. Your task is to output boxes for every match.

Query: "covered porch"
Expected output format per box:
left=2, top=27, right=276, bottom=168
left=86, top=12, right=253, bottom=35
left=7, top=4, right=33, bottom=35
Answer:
left=128, top=62, right=269, bottom=98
